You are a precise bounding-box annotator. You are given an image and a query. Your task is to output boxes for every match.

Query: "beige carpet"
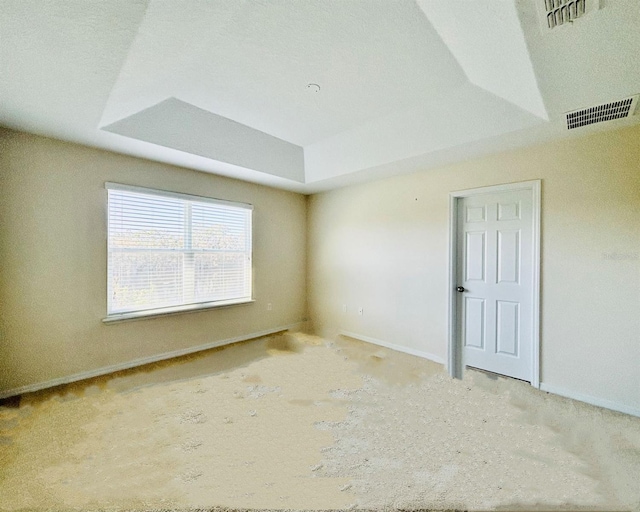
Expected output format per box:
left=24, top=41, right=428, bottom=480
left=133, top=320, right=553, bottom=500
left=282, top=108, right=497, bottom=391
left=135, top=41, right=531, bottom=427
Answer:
left=0, top=332, right=639, bottom=511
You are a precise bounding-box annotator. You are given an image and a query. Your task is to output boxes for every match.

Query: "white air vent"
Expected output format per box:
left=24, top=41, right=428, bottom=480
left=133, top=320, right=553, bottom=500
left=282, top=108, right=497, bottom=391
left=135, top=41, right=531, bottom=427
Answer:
left=565, top=95, right=639, bottom=130
left=539, top=0, right=601, bottom=31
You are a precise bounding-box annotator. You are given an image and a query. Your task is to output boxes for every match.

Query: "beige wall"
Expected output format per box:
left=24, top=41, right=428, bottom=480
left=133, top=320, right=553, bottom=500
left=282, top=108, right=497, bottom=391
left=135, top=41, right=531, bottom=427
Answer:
left=308, top=125, right=640, bottom=412
left=0, top=129, right=307, bottom=394
left=2, top=125, right=639, bottom=413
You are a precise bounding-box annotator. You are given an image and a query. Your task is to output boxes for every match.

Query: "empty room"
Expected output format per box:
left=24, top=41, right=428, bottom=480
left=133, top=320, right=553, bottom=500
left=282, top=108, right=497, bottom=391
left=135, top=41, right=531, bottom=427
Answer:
left=1, top=0, right=639, bottom=510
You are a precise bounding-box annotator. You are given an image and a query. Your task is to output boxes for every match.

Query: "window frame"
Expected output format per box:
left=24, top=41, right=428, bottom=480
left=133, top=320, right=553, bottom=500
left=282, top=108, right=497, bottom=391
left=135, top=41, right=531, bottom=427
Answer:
left=103, top=182, right=254, bottom=324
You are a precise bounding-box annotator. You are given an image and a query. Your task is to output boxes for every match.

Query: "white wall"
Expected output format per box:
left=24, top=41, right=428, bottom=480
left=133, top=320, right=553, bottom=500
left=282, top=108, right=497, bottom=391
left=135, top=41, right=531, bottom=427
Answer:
left=0, top=129, right=307, bottom=395
left=308, top=124, right=640, bottom=414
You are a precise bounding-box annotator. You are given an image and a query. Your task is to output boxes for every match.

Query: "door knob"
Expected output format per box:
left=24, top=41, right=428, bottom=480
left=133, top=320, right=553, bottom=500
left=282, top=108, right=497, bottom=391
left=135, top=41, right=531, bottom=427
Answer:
left=456, top=286, right=466, bottom=293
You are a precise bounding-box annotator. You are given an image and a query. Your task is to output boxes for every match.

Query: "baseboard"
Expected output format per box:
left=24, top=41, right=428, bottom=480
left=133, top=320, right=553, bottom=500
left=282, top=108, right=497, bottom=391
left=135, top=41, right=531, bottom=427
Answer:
left=339, top=330, right=446, bottom=365
left=539, top=382, right=640, bottom=418
left=0, top=323, right=304, bottom=400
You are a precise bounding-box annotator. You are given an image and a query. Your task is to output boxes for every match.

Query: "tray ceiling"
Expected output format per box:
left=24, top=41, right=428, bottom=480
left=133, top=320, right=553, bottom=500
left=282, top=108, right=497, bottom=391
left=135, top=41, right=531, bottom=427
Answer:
left=1, top=0, right=639, bottom=193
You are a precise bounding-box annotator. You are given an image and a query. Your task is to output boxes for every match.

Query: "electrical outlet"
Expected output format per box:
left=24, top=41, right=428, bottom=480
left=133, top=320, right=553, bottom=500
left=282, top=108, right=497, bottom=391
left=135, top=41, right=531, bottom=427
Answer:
left=342, top=304, right=347, bottom=313
left=267, top=303, right=272, bottom=311
left=358, top=307, right=363, bottom=316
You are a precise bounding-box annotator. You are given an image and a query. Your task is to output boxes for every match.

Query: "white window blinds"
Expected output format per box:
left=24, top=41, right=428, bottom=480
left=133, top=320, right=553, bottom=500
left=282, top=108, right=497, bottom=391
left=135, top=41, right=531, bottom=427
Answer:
left=106, top=183, right=252, bottom=317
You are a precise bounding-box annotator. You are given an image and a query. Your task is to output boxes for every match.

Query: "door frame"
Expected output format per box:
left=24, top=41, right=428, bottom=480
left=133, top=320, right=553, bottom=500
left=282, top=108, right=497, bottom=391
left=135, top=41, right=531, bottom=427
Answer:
left=447, top=180, right=541, bottom=388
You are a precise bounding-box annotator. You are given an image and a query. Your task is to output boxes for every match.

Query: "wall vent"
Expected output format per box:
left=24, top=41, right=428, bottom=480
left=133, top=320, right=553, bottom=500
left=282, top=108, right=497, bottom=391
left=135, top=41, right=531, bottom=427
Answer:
left=565, top=96, right=639, bottom=130
left=540, top=0, right=601, bottom=30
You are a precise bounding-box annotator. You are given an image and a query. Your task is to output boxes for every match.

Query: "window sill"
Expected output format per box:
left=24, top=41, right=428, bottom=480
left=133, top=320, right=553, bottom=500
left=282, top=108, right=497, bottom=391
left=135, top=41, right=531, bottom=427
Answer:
left=102, top=298, right=255, bottom=324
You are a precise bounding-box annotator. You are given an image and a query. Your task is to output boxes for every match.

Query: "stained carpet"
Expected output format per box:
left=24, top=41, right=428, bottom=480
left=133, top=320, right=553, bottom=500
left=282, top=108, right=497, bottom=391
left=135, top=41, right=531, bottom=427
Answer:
left=0, top=332, right=638, bottom=511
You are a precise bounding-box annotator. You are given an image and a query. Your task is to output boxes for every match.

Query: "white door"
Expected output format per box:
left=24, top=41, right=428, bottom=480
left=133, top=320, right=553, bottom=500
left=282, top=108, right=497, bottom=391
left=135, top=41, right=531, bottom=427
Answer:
left=457, top=189, right=533, bottom=381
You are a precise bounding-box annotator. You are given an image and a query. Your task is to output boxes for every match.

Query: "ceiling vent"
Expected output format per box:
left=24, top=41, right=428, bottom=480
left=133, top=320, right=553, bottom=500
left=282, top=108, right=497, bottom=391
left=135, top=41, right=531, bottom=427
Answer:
left=539, top=0, right=601, bottom=30
left=565, top=95, right=639, bottom=130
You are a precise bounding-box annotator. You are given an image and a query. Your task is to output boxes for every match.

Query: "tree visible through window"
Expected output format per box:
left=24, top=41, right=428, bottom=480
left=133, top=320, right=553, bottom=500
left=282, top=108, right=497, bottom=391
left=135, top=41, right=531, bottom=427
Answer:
left=106, top=183, right=252, bottom=316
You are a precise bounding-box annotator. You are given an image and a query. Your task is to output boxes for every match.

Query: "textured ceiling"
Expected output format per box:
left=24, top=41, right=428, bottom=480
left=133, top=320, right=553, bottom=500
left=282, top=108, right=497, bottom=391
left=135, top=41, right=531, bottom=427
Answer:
left=1, top=0, right=639, bottom=193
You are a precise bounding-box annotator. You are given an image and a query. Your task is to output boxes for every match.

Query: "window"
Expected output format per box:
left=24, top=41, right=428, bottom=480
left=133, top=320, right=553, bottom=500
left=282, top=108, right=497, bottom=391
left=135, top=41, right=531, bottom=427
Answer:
left=105, top=183, right=252, bottom=321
